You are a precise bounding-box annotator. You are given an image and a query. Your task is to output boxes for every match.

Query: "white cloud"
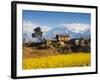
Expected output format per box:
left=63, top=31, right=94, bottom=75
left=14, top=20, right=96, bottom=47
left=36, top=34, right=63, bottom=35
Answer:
left=23, top=20, right=51, bottom=33
left=23, top=21, right=90, bottom=34
left=61, top=23, right=90, bottom=33
left=42, top=26, right=51, bottom=32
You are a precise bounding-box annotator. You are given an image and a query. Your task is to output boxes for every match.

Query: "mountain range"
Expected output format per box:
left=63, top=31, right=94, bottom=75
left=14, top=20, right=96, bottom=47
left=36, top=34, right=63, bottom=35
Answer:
left=43, top=26, right=90, bottom=39
left=23, top=26, right=90, bottom=42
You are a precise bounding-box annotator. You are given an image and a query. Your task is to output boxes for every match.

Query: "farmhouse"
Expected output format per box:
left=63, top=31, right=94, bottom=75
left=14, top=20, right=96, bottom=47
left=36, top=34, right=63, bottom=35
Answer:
left=56, top=34, right=70, bottom=42
left=69, top=38, right=86, bottom=46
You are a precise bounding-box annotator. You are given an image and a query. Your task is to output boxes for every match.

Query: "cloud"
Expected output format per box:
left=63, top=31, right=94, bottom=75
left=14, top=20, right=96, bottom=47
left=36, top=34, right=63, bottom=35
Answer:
left=23, top=20, right=51, bottom=33
left=23, top=21, right=90, bottom=34
left=61, top=23, right=90, bottom=33
left=42, top=26, right=51, bottom=32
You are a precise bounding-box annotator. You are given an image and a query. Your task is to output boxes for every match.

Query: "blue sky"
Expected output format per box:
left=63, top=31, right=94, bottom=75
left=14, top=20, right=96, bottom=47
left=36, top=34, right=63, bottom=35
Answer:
left=22, top=10, right=91, bottom=33
left=23, top=10, right=91, bottom=26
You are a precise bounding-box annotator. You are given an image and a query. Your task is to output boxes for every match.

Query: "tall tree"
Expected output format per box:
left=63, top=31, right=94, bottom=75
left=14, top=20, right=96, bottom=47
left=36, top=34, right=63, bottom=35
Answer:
left=32, top=27, right=43, bottom=38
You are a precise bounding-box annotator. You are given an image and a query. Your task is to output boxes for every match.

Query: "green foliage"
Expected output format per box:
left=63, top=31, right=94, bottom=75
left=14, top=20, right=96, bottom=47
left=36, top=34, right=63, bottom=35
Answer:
left=32, top=27, right=43, bottom=37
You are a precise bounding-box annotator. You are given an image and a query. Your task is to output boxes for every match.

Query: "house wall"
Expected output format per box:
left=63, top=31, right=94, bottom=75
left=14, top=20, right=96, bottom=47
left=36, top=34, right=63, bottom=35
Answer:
left=58, top=36, right=70, bottom=42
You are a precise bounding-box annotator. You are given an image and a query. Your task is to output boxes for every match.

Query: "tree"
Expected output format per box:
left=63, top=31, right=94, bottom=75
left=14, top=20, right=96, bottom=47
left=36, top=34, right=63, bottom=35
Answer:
left=32, top=27, right=43, bottom=37
left=32, top=27, right=43, bottom=43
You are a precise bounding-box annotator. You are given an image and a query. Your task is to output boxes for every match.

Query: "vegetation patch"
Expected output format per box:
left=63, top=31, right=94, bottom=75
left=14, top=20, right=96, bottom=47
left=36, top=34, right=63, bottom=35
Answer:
left=23, top=52, right=90, bottom=69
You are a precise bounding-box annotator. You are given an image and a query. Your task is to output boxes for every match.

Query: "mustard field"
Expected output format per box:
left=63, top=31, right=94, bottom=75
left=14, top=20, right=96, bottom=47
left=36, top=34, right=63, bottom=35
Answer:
left=22, top=53, right=90, bottom=70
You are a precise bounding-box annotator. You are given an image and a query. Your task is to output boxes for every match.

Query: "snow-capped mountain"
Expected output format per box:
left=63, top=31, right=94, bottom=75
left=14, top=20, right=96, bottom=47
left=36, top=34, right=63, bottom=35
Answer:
left=23, top=26, right=90, bottom=42
left=43, top=26, right=90, bottom=39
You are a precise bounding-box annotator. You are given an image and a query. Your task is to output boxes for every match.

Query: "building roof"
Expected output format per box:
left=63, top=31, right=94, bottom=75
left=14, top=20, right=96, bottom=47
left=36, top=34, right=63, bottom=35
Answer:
left=56, top=34, right=70, bottom=37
